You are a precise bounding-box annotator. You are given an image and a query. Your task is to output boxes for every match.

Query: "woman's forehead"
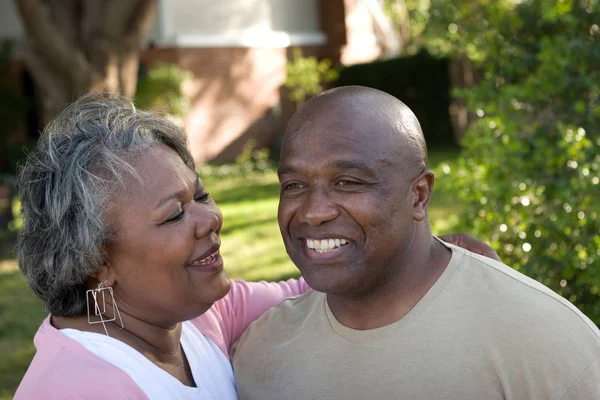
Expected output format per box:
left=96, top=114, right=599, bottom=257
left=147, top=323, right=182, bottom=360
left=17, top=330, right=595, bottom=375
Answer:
left=116, top=145, right=196, bottom=202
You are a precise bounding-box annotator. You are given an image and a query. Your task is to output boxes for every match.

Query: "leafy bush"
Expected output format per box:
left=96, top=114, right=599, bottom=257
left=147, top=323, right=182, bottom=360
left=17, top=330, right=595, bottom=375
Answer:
left=198, top=140, right=275, bottom=178
left=441, top=1, right=600, bottom=323
left=284, top=48, right=338, bottom=106
left=135, top=63, right=191, bottom=123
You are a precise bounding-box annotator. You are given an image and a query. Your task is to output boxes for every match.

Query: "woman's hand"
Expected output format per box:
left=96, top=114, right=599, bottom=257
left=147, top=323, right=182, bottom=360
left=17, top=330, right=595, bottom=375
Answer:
left=439, top=233, right=501, bottom=262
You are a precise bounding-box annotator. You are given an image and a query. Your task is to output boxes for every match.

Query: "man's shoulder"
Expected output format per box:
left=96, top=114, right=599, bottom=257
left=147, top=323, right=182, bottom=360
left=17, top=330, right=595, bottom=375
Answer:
left=234, top=289, right=324, bottom=344
left=451, top=245, right=600, bottom=340
left=255, top=289, right=324, bottom=325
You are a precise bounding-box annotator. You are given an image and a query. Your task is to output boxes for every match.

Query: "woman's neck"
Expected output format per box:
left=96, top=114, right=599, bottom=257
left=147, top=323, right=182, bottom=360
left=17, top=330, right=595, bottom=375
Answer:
left=53, top=311, right=182, bottom=359
left=52, top=311, right=195, bottom=386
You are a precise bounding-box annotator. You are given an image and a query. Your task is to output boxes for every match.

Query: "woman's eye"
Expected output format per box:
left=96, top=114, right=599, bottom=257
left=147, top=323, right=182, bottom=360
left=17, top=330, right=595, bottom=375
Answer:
left=195, top=192, right=210, bottom=203
left=165, top=209, right=184, bottom=223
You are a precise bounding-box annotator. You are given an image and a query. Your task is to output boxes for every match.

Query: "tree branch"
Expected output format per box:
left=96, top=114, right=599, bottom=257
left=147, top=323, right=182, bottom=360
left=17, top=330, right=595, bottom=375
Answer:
left=104, top=0, right=139, bottom=37
left=125, top=0, right=158, bottom=46
left=22, top=47, right=70, bottom=119
left=14, top=0, right=90, bottom=84
left=47, top=0, right=81, bottom=48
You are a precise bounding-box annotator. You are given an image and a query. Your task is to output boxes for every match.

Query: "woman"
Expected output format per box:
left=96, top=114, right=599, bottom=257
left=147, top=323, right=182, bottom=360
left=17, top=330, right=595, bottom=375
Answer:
left=14, top=92, right=497, bottom=399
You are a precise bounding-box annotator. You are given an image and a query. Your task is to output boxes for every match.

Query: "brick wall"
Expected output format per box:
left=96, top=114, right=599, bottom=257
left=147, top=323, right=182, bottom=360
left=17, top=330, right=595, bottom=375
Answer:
left=139, top=0, right=385, bottom=165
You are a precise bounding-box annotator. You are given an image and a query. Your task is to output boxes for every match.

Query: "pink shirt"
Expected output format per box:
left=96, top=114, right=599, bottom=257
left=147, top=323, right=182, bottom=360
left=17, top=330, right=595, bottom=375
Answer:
left=14, top=279, right=309, bottom=399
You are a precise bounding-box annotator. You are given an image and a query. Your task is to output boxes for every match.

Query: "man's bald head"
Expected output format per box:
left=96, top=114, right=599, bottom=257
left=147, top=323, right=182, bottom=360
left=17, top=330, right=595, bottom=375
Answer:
left=277, top=86, right=437, bottom=299
left=284, top=86, right=428, bottom=174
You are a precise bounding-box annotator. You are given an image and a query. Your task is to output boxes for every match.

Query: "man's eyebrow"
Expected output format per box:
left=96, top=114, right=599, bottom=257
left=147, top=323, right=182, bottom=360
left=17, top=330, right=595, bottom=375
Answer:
left=329, top=160, right=375, bottom=173
left=277, top=165, right=297, bottom=176
left=154, top=176, right=200, bottom=208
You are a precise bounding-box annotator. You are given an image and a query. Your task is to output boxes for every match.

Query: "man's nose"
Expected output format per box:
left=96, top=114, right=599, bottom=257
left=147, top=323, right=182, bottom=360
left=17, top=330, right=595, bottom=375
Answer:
left=297, top=186, right=339, bottom=226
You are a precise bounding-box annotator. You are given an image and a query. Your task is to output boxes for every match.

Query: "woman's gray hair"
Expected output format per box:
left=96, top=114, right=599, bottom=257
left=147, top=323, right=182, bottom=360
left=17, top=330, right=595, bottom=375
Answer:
left=17, top=92, right=195, bottom=317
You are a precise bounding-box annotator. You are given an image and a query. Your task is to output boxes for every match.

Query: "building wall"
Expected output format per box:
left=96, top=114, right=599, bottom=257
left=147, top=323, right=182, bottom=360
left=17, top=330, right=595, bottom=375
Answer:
left=142, top=46, right=287, bottom=163
left=151, top=0, right=325, bottom=48
left=341, top=0, right=383, bottom=65
left=144, top=0, right=331, bottom=164
left=0, top=0, right=391, bottom=165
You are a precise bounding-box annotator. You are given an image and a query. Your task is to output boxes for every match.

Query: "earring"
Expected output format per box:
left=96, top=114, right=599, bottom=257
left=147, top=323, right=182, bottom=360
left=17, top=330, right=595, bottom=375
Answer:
left=86, top=280, right=124, bottom=337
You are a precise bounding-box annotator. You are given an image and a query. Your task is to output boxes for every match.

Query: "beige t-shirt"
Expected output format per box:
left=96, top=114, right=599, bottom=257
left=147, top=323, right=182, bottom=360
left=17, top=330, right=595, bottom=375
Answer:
left=232, top=242, right=600, bottom=400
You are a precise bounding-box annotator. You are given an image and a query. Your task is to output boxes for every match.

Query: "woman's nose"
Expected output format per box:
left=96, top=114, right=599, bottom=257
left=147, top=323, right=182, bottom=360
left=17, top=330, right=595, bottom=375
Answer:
left=191, top=203, right=222, bottom=239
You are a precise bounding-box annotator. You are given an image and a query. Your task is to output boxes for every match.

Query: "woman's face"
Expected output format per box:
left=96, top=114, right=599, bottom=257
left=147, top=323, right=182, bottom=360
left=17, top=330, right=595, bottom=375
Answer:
left=104, top=144, right=230, bottom=327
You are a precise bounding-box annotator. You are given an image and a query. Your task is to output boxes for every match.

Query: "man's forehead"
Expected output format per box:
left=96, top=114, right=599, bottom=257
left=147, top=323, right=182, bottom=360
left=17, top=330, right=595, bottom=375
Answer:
left=278, top=150, right=390, bottom=178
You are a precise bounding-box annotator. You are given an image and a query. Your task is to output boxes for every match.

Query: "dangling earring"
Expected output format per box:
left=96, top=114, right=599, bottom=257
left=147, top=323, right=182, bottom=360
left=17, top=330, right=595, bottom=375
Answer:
left=86, top=280, right=124, bottom=337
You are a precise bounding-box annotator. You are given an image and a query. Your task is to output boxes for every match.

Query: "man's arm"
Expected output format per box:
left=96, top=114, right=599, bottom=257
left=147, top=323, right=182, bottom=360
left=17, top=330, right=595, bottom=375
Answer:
left=438, top=233, right=501, bottom=262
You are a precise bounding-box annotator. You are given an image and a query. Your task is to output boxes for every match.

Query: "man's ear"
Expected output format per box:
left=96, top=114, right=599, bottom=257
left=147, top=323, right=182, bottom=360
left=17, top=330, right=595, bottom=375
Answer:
left=412, top=170, right=434, bottom=222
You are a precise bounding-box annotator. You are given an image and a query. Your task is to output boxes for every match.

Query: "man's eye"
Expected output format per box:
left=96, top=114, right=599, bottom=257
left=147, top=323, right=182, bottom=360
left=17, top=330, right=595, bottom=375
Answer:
left=195, top=192, right=210, bottom=203
left=282, top=182, right=304, bottom=192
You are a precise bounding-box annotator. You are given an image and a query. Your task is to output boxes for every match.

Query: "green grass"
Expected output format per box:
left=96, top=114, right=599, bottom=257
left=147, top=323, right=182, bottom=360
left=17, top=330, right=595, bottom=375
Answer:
left=0, top=261, right=47, bottom=400
left=0, top=148, right=461, bottom=399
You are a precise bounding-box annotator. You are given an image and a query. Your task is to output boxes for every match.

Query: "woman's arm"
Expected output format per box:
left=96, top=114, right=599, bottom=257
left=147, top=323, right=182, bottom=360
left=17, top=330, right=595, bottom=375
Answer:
left=438, top=233, right=501, bottom=261
left=191, top=278, right=310, bottom=356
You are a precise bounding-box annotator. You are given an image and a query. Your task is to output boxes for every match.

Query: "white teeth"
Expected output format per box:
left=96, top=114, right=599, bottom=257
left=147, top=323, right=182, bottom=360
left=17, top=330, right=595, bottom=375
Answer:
left=192, top=251, right=218, bottom=265
left=306, top=238, right=349, bottom=253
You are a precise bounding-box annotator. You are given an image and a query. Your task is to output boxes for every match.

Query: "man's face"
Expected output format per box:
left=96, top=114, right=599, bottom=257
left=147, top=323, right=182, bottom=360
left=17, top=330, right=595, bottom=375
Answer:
left=277, top=110, right=422, bottom=297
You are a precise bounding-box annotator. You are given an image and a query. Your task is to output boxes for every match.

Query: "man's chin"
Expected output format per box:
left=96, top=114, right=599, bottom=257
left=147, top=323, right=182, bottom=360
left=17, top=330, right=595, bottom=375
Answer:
left=296, top=264, right=355, bottom=295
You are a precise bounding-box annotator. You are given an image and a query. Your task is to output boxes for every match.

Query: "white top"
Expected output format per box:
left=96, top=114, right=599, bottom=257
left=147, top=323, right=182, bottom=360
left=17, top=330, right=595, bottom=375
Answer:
left=61, top=321, right=237, bottom=400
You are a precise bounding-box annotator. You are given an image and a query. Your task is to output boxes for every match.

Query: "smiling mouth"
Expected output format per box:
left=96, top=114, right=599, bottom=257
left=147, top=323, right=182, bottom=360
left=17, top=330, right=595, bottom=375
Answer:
left=189, top=251, right=220, bottom=267
left=306, top=238, right=349, bottom=254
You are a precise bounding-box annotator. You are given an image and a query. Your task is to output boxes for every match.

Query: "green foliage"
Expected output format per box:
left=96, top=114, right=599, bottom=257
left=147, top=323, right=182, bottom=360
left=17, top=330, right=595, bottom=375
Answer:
left=198, top=140, right=275, bottom=178
left=384, top=0, right=432, bottom=54
left=441, top=0, right=600, bottom=323
left=8, top=196, right=23, bottom=233
left=135, top=63, right=191, bottom=120
left=284, top=48, right=338, bottom=105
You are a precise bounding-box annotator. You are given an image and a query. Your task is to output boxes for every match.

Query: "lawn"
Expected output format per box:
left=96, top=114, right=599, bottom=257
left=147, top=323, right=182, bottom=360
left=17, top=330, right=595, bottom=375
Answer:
left=0, top=148, right=460, bottom=399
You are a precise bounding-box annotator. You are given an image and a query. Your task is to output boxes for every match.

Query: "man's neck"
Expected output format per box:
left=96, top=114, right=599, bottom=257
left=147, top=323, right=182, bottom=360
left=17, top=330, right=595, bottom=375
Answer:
left=326, top=235, right=451, bottom=330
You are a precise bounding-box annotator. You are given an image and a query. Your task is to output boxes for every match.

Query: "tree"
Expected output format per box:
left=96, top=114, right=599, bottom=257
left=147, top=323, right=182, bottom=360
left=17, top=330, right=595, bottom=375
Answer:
left=14, top=0, right=157, bottom=122
left=284, top=48, right=338, bottom=108
left=437, top=0, right=600, bottom=323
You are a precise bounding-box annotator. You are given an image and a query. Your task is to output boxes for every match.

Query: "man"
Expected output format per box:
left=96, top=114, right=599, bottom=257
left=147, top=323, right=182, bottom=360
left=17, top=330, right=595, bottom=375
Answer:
left=231, top=86, right=600, bottom=399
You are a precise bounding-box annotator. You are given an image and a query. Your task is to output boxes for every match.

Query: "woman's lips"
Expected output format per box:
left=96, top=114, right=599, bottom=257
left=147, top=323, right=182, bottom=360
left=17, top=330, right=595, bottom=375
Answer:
left=188, top=251, right=223, bottom=272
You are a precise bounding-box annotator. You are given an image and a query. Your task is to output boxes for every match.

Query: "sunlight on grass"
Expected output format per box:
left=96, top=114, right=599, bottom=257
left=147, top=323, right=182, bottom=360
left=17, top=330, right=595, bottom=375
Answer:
left=0, top=260, right=46, bottom=398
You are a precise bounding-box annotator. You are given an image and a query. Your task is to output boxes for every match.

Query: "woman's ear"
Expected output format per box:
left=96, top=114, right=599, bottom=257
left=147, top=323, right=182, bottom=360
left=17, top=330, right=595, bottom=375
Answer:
left=412, top=170, right=434, bottom=222
left=90, top=262, right=116, bottom=288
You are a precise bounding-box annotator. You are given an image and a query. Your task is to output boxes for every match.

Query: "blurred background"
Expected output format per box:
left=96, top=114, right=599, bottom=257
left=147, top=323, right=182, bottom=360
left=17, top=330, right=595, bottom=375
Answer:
left=0, top=0, right=598, bottom=397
